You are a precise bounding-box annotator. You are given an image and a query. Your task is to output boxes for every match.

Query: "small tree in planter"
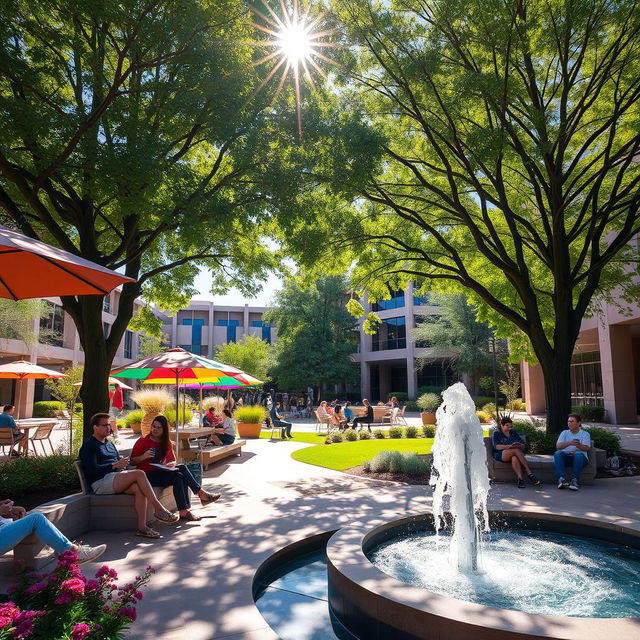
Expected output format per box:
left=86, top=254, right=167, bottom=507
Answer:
left=417, top=393, right=441, bottom=425
left=234, top=405, right=267, bottom=438
left=45, top=364, right=83, bottom=455
left=131, top=389, right=172, bottom=436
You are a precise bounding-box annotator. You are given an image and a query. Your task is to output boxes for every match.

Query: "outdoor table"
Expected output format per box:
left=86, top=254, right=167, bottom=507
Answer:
left=352, top=406, right=390, bottom=423
left=16, top=420, right=55, bottom=456
left=169, top=427, right=214, bottom=462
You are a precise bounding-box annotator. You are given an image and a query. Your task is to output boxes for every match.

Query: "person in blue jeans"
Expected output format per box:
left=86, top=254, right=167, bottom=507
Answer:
left=0, top=498, right=106, bottom=564
left=554, top=414, right=591, bottom=491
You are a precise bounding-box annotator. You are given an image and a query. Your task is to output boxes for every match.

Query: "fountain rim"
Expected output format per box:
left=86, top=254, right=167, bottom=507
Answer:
left=326, top=509, right=640, bottom=639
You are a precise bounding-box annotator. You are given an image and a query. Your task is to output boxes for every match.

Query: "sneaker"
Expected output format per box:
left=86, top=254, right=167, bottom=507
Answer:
left=527, top=473, right=541, bottom=486
left=557, top=477, right=567, bottom=489
left=569, top=479, right=579, bottom=491
left=75, top=543, right=107, bottom=565
left=517, top=478, right=526, bottom=489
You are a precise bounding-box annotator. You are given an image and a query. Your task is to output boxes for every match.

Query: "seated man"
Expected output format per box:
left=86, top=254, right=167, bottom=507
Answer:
left=352, top=398, right=374, bottom=433
left=0, top=405, right=28, bottom=456
left=270, top=402, right=292, bottom=439
left=554, top=413, right=591, bottom=491
left=213, top=409, right=236, bottom=445
left=0, top=498, right=105, bottom=564
left=79, top=412, right=179, bottom=539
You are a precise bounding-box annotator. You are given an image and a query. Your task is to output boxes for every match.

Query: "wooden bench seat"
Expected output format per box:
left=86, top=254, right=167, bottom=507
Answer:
left=199, top=439, right=246, bottom=470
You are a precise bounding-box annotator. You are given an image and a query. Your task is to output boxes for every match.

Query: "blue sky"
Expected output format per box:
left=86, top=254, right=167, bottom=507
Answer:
left=192, top=268, right=282, bottom=307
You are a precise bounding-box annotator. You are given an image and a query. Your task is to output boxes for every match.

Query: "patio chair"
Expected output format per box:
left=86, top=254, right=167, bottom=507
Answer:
left=314, top=410, right=333, bottom=434
left=30, top=422, right=56, bottom=456
left=382, top=407, right=399, bottom=425
left=395, top=406, right=408, bottom=426
left=54, top=409, right=71, bottom=429
left=0, top=430, right=18, bottom=457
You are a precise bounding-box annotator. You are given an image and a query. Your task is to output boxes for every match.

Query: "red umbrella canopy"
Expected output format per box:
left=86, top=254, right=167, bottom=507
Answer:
left=0, top=225, right=135, bottom=300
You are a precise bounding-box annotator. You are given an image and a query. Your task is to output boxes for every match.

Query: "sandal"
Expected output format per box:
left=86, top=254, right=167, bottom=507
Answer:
left=136, top=527, right=161, bottom=539
left=154, top=510, right=179, bottom=524
left=200, top=492, right=221, bottom=507
left=179, top=511, right=202, bottom=522
left=527, top=473, right=541, bottom=486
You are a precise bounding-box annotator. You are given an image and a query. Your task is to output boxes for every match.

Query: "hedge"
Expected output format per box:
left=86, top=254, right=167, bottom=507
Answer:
left=33, top=401, right=82, bottom=417
left=572, top=405, right=605, bottom=422
left=0, top=454, right=79, bottom=498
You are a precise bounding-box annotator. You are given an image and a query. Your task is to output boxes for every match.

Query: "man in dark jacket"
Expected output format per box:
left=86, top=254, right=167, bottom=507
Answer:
left=352, top=399, right=374, bottom=433
left=270, top=402, right=293, bottom=439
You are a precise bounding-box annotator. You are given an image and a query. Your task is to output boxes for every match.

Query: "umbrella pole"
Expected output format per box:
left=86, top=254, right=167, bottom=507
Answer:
left=175, top=371, right=180, bottom=461
left=199, top=384, right=203, bottom=421
left=15, top=376, right=22, bottom=421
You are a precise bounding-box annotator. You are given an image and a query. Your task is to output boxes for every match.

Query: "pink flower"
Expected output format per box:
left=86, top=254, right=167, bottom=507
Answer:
left=119, top=606, right=137, bottom=621
left=134, top=590, right=144, bottom=601
left=0, top=615, right=13, bottom=627
left=25, top=582, right=47, bottom=596
left=0, top=603, right=20, bottom=621
left=95, top=566, right=117, bottom=581
left=85, top=580, right=101, bottom=594
left=12, top=610, right=44, bottom=639
left=60, top=578, right=85, bottom=595
left=57, top=549, right=79, bottom=568
left=71, top=623, right=91, bottom=640
left=54, top=592, right=72, bottom=605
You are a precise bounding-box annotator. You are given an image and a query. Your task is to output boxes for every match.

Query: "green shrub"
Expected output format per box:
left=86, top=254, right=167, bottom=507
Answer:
left=402, top=453, right=431, bottom=476
left=511, top=419, right=556, bottom=454
left=422, top=424, right=436, bottom=438
left=324, top=436, right=332, bottom=444
left=507, top=398, right=527, bottom=411
left=473, top=396, right=498, bottom=409
left=358, top=429, right=371, bottom=440
left=572, top=405, right=605, bottom=422
left=417, top=393, right=441, bottom=412
left=0, top=454, right=79, bottom=498
left=584, top=427, right=620, bottom=455
left=123, top=409, right=144, bottom=427
left=344, top=428, right=358, bottom=441
left=372, top=429, right=385, bottom=439
left=369, top=450, right=393, bottom=473
left=478, top=376, right=494, bottom=395
left=32, top=401, right=65, bottom=417
left=476, top=410, right=492, bottom=423
left=164, top=407, right=193, bottom=426
left=330, top=431, right=344, bottom=443
left=404, top=425, right=418, bottom=438
left=417, top=385, right=442, bottom=396
left=404, top=401, right=419, bottom=411
left=363, top=459, right=371, bottom=472
left=388, top=426, right=403, bottom=439
left=388, top=451, right=404, bottom=473
left=234, top=405, right=267, bottom=424
left=388, top=392, right=408, bottom=402
left=481, top=402, right=497, bottom=413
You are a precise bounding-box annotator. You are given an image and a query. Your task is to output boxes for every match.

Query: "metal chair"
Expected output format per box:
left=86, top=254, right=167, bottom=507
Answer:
left=382, top=407, right=399, bottom=425
left=395, top=406, right=408, bottom=426
left=29, top=422, right=56, bottom=456
left=0, top=430, right=18, bottom=457
left=314, top=410, right=333, bottom=434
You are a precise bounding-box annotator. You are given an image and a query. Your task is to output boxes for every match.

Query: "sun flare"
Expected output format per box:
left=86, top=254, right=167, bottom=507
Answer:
left=249, top=0, right=338, bottom=136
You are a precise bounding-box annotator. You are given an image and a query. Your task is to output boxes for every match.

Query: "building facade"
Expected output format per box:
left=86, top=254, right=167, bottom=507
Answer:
left=0, top=290, right=148, bottom=417
left=159, top=300, right=276, bottom=357
left=522, top=297, right=640, bottom=424
left=354, top=284, right=457, bottom=402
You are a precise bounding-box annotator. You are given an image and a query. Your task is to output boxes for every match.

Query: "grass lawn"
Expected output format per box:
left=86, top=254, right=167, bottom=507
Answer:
left=291, top=438, right=434, bottom=471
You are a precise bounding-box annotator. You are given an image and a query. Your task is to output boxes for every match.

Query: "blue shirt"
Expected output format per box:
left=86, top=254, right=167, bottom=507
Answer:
left=0, top=412, right=19, bottom=433
left=79, top=436, right=121, bottom=486
left=492, top=429, right=525, bottom=450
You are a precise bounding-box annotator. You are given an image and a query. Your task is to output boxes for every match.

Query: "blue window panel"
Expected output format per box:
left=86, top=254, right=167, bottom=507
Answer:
left=413, top=293, right=430, bottom=306
left=217, top=319, right=240, bottom=343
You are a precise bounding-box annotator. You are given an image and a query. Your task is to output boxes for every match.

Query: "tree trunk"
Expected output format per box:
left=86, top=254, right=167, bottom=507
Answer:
left=538, top=349, right=573, bottom=435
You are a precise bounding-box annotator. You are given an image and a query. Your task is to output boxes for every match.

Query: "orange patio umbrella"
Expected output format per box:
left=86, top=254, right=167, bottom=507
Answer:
left=0, top=360, right=66, bottom=419
left=0, top=225, right=135, bottom=300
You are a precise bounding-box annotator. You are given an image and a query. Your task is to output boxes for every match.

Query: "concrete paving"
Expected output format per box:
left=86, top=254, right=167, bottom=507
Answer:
left=5, top=416, right=640, bottom=638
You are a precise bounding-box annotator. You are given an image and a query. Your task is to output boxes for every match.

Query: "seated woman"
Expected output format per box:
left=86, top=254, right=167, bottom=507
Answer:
left=492, top=417, right=541, bottom=488
left=329, top=404, right=348, bottom=430
left=0, top=499, right=105, bottom=564
left=131, top=415, right=221, bottom=524
left=343, top=401, right=354, bottom=426
left=213, top=409, right=236, bottom=445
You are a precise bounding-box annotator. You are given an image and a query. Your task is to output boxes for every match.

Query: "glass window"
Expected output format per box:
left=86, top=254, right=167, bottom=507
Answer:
left=570, top=351, right=603, bottom=406
left=124, top=330, right=132, bottom=359
left=103, top=296, right=111, bottom=313
left=413, top=293, right=430, bottom=306
left=217, top=319, right=240, bottom=343
left=39, top=302, right=64, bottom=347
left=372, top=317, right=406, bottom=351
left=372, top=290, right=405, bottom=312
left=252, top=320, right=272, bottom=343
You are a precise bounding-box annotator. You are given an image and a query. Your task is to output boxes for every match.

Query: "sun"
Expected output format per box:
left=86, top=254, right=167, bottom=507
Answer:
left=249, top=0, right=338, bottom=136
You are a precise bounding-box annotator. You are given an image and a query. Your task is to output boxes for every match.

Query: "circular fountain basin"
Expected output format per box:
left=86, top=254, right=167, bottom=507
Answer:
left=327, top=510, right=640, bottom=640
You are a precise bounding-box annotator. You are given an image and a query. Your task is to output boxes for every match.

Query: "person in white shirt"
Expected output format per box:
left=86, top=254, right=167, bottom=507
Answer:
left=554, top=414, right=591, bottom=491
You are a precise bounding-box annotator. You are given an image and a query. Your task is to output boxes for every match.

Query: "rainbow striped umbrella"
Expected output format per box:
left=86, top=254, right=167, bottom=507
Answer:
left=110, top=347, right=249, bottom=453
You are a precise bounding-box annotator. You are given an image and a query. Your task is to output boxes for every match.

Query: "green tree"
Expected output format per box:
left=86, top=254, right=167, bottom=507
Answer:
left=315, top=0, right=640, bottom=432
left=0, top=0, right=302, bottom=435
left=45, top=364, right=83, bottom=454
left=265, top=275, right=359, bottom=393
left=0, top=299, right=45, bottom=346
left=215, top=334, right=273, bottom=381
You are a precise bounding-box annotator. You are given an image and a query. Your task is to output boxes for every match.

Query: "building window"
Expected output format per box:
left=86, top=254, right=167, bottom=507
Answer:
left=103, top=296, right=111, bottom=313
left=570, top=351, right=603, bottom=406
left=413, top=293, right=431, bottom=306
left=416, top=362, right=458, bottom=389
left=251, top=320, right=272, bottom=344
left=372, top=317, right=406, bottom=351
left=371, top=290, right=405, bottom=312
left=39, top=302, right=64, bottom=347
left=182, top=318, right=205, bottom=353
left=124, top=330, right=132, bottom=359
left=217, top=319, right=239, bottom=343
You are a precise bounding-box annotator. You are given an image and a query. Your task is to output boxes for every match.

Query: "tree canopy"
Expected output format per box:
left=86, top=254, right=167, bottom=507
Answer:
left=265, top=275, right=359, bottom=393
left=215, top=334, right=274, bottom=382
left=297, top=0, right=640, bottom=432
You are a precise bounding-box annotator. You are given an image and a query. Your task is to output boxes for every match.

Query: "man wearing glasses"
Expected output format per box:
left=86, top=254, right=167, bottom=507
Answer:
left=79, top=413, right=179, bottom=538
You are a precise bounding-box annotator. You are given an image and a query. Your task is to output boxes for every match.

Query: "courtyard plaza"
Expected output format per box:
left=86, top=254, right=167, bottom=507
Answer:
left=1, top=414, right=639, bottom=639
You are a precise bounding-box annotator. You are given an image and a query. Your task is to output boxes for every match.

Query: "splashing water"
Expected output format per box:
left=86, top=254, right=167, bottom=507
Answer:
left=429, top=382, right=490, bottom=571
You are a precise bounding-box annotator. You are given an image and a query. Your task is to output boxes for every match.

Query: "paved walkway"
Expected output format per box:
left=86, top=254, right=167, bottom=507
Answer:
left=4, top=416, right=640, bottom=638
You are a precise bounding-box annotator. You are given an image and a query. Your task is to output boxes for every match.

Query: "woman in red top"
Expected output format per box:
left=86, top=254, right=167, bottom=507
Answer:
left=130, top=415, right=220, bottom=523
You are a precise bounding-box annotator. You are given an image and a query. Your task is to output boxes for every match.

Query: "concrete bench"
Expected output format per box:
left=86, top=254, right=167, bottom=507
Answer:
left=484, top=435, right=603, bottom=485
left=199, top=440, right=246, bottom=470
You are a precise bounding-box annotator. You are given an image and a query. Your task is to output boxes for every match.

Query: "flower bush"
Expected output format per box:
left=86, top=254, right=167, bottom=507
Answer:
left=0, top=550, right=153, bottom=639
